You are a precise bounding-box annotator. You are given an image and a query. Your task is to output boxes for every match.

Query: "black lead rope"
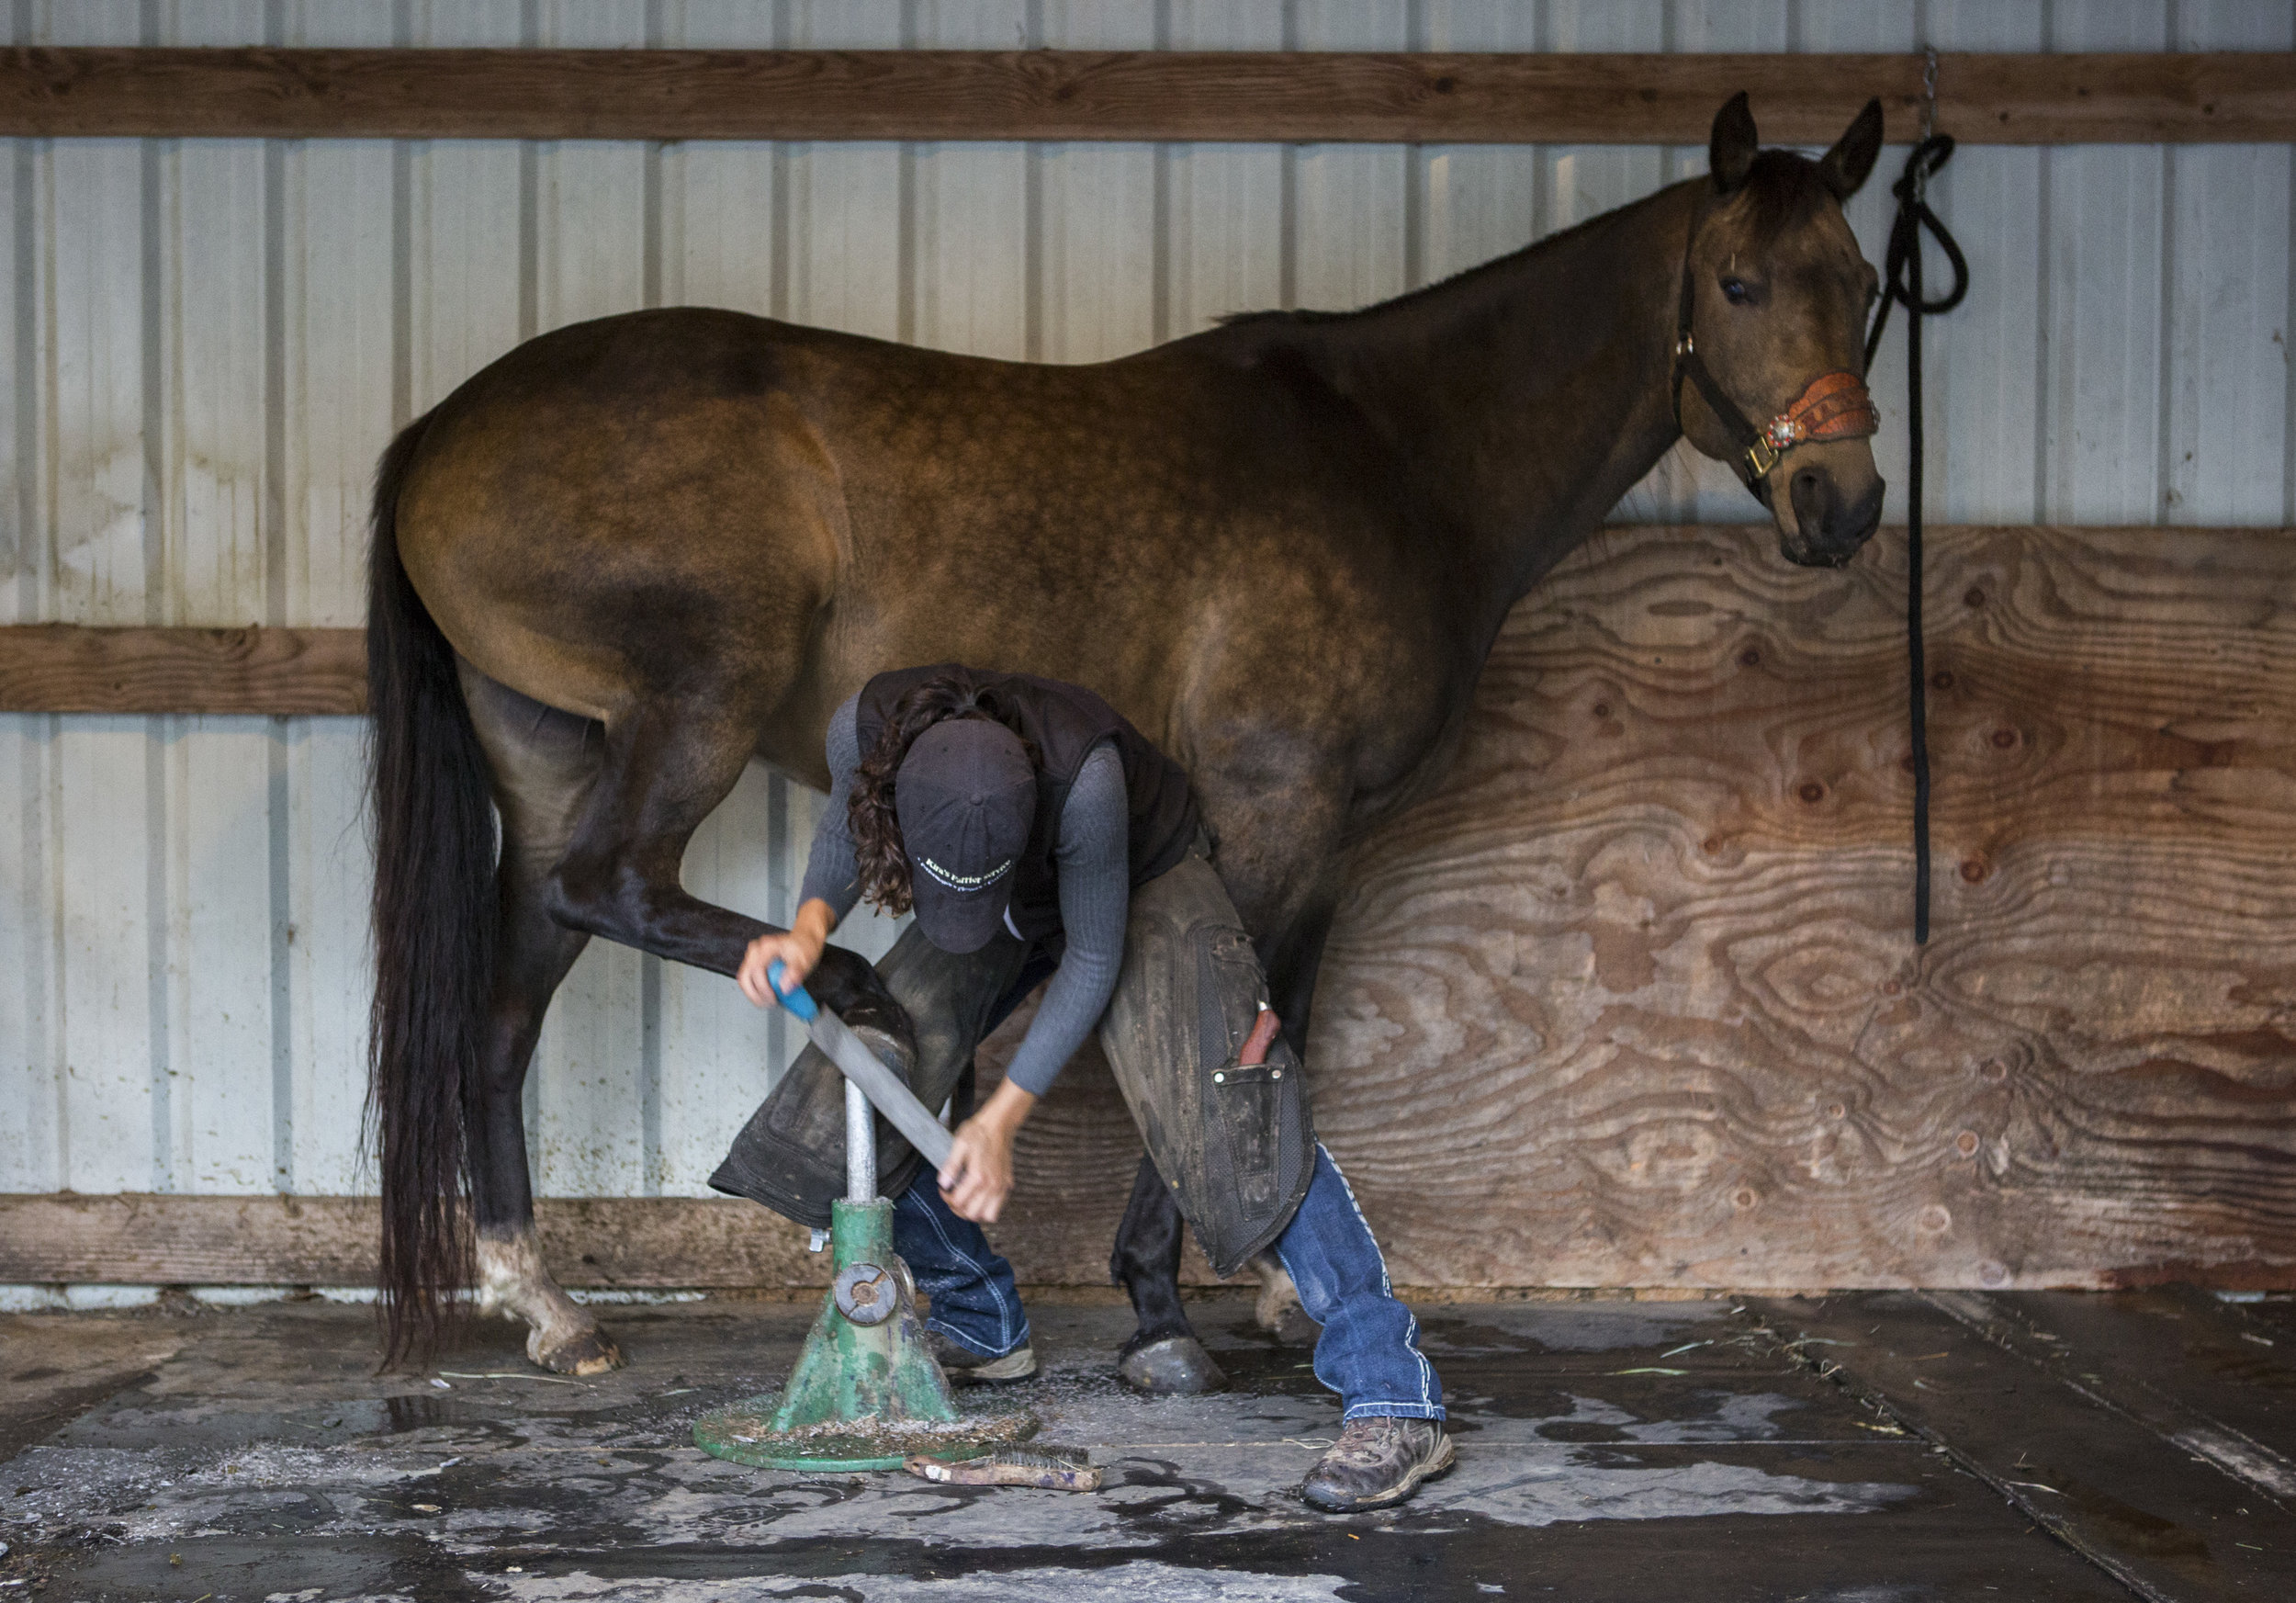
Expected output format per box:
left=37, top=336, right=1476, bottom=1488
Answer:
left=1863, top=134, right=1968, bottom=947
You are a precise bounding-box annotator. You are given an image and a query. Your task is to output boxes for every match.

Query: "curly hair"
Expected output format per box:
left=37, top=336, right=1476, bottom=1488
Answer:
left=850, top=671, right=1041, bottom=916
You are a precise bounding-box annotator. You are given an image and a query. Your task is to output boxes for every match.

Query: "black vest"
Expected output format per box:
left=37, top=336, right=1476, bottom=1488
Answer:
left=855, top=665, right=1200, bottom=943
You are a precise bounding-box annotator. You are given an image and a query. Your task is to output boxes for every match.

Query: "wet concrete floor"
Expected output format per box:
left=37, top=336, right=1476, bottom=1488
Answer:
left=3, top=1287, right=2292, bottom=1600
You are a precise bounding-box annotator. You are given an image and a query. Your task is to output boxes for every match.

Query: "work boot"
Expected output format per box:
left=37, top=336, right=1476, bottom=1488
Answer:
left=1300, top=1417, right=1455, bottom=1512
left=928, top=1329, right=1038, bottom=1384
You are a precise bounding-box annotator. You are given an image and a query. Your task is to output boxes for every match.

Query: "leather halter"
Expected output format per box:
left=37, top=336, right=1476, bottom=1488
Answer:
left=1670, top=205, right=1879, bottom=502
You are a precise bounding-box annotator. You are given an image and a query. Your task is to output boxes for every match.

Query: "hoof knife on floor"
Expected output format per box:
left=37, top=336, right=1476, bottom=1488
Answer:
left=904, top=1446, right=1103, bottom=1491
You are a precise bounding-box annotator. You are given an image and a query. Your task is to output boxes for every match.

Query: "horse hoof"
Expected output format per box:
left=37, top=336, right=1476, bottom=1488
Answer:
left=1250, top=1260, right=1319, bottom=1346
left=535, top=1327, right=623, bottom=1377
left=1119, top=1336, right=1227, bottom=1394
left=1266, top=1304, right=1322, bottom=1347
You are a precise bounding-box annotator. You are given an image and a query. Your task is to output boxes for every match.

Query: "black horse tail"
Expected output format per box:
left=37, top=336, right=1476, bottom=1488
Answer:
left=366, top=409, right=497, bottom=1368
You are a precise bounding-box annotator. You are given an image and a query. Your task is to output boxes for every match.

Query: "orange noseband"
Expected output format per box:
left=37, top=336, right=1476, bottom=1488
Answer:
left=1759, top=369, right=1880, bottom=460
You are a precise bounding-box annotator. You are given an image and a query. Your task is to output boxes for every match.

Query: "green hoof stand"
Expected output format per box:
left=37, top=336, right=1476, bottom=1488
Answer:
left=692, top=1197, right=1038, bottom=1473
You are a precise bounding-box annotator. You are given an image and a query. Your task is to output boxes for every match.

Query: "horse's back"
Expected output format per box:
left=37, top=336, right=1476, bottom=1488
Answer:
left=390, top=305, right=1455, bottom=785
left=394, top=309, right=870, bottom=732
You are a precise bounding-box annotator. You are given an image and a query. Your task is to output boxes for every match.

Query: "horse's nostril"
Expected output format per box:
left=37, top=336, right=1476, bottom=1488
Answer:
left=1789, top=466, right=1836, bottom=539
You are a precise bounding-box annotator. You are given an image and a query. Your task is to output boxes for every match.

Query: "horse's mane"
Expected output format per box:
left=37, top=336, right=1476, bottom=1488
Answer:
left=1218, top=147, right=1834, bottom=332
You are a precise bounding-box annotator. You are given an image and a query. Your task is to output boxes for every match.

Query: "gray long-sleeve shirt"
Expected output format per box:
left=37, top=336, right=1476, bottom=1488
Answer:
left=798, top=693, right=1128, bottom=1098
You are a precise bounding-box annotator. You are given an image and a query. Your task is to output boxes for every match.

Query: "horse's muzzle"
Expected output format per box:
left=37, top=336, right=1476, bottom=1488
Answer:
left=1783, top=466, right=1885, bottom=568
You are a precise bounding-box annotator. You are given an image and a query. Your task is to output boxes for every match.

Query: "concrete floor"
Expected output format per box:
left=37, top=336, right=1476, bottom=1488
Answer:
left=3, top=1287, right=2292, bottom=1600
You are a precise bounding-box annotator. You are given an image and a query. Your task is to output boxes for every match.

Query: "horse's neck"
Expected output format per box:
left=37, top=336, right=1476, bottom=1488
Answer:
left=1304, top=180, right=1700, bottom=630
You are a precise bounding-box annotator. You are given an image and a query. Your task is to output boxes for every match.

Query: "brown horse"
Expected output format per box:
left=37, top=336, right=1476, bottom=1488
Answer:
left=368, top=95, right=1885, bottom=1378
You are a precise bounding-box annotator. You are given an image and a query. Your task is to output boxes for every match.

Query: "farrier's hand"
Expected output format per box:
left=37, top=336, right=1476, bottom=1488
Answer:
left=939, top=1079, right=1038, bottom=1224
left=737, top=898, right=835, bottom=1009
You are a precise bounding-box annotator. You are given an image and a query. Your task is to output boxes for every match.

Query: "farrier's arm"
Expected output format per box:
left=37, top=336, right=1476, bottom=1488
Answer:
left=938, top=743, right=1130, bottom=1221
left=1002, top=744, right=1130, bottom=1097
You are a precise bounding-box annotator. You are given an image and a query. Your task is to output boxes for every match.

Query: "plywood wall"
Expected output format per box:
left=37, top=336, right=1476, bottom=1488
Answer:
left=981, top=518, right=2296, bottom=1291
left=2, top=3, right=2291, bottom=1288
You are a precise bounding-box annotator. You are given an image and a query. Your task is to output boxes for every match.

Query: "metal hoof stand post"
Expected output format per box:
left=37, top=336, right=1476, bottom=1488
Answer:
left=693, top=969, right=1037, bottom=1473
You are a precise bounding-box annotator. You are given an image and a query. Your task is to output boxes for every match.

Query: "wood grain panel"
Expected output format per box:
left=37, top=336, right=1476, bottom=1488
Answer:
left=1, top=49, right=2291, bottom=144
left=926, top=525, right=2296, bottom=1291
left=1299, top=523, right=2296, bottom=1291
left=0, top=625, right=365, bottom=714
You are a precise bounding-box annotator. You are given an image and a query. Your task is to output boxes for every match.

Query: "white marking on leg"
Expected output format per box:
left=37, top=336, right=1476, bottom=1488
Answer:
left=475, top=1229, right=617, bottom=1375
left=1247, top=1250, right=1305, bottom=1335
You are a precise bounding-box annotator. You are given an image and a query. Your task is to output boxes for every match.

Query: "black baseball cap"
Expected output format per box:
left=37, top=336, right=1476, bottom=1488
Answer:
left=896, top=717, right=1037, bottom=954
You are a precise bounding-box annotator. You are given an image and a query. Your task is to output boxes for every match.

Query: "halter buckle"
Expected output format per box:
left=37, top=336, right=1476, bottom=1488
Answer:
left=1745, top=371, right=1880, bottom=485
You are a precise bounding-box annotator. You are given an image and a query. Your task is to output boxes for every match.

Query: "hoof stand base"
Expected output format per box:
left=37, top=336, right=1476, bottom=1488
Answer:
left=692, top=1197, right=1038, bottom=1473
left=692, top=1395, right=1038, bottom=1473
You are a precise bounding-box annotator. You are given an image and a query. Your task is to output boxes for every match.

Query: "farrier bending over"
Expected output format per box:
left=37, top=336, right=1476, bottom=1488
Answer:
left=712, top=664, right=1451, bottom=1512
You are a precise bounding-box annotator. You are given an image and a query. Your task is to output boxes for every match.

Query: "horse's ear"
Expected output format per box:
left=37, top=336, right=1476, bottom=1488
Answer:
left=1709, top=92, right=1760, bottom=194
left=1819, top=98, right=1885, bottom=198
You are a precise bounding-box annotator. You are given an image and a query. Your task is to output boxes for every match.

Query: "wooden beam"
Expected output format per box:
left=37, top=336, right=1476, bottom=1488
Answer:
left=0, top=528, right=2275, bottom=718
left=0, top=1191, right=1222, bottom=1290
left=0, top=49, right=2290, bottom=145
left=0, top=624, right=365, bottom=716
left=0, top=1193, right=827, bottom=1289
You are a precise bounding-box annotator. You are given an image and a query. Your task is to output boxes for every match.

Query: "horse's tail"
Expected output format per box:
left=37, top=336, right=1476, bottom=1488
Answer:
left=366, top=408, right=497, bottom=1368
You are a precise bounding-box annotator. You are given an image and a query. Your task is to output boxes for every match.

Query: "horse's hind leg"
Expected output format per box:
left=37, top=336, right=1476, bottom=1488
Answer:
left=465, top=674, right=911, bottom=1372
left=474, top=863, right=620, bottom=1374
left=1248, top=1252, right=1315, bottom=1343
left=541, top=689, right=906, bottom=1034
left=462, top=669, right=619, bottom=1375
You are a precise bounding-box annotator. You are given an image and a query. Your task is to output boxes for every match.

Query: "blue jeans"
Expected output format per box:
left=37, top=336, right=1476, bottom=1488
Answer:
left=1277, top=1144, right=1445, bottom=1421
left=895, top=1142, right=1444, bottom=1421
left=893, top=1180, right=1031, bottom=1359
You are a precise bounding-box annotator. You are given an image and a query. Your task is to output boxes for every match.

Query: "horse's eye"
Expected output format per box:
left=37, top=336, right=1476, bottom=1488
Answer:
left=1720, top=277, right=1751, bottom=306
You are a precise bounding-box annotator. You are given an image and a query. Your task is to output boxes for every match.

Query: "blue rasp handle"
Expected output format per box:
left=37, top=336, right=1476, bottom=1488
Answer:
left=765, top=956, right=953, bottom=1168
left=766, top=960, right=820, bottom=1022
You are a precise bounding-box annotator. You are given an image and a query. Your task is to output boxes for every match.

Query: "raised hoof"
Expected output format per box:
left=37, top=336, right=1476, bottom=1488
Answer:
left=1119, top=1335, right=1227, bottom=1394
left=533, top=1326, right=624, bottom=1377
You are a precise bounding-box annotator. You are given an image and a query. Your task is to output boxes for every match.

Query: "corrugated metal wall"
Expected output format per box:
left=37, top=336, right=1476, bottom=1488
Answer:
left=3, top=0, right=2291, bottom=1212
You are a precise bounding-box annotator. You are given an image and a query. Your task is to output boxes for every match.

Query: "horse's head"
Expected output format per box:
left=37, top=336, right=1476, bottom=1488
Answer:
left=1672, top=93, right=1886, bottom=568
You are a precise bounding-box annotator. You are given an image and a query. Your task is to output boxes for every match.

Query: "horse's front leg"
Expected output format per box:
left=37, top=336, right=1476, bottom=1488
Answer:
left=1247, top=1251, right=1317, bottom=1343
left=1109, top=1154, right=1221, bottom=1389
left=1107, top=1184, right=1312, bottom=1383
